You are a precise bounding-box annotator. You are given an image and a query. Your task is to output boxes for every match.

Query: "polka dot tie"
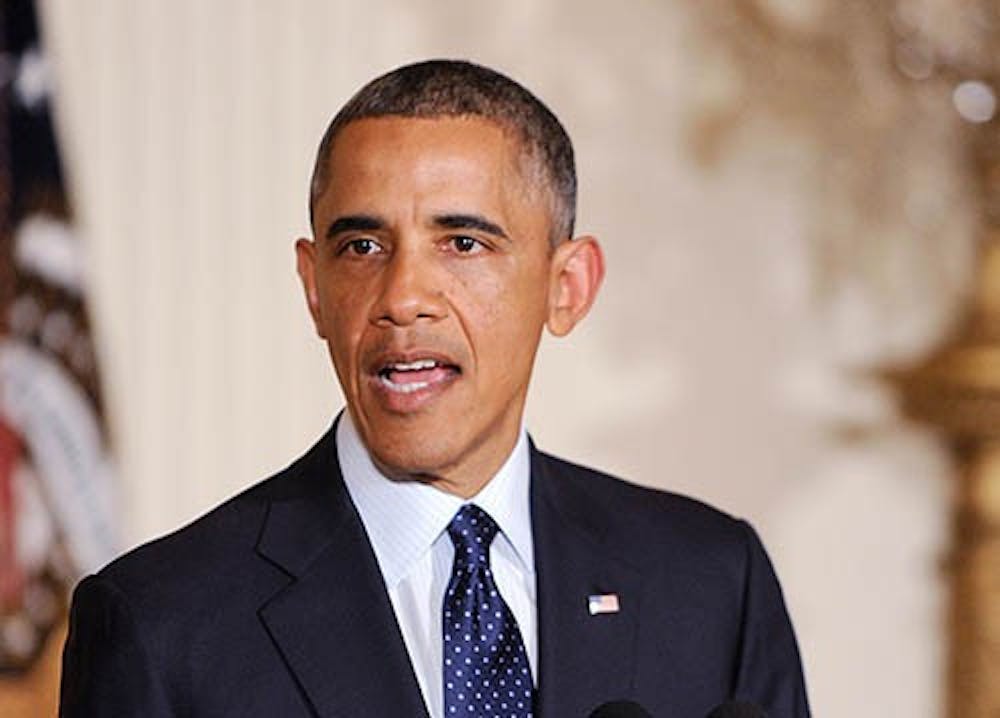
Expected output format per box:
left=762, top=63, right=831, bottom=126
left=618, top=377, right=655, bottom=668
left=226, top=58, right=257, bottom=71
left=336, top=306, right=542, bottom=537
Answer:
left=443, top=504, right=534, bottom=717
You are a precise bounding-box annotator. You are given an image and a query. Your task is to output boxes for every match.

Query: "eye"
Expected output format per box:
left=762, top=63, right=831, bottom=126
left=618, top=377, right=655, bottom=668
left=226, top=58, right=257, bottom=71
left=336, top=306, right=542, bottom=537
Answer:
left=342, top=238, right=382, bottom=256
left=450, top=235, right=483, bottom=254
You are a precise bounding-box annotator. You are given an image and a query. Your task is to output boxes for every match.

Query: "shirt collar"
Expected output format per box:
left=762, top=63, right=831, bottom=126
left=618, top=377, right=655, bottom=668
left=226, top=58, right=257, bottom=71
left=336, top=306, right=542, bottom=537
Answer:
left=337, top=411, right=534, bottom=589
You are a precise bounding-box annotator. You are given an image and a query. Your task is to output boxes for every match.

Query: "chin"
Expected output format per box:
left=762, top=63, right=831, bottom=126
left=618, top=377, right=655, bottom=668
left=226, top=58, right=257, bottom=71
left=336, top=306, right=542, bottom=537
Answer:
left=363, top=426, right=466, bottom=481
left=369, top=440, right=458, bottom=479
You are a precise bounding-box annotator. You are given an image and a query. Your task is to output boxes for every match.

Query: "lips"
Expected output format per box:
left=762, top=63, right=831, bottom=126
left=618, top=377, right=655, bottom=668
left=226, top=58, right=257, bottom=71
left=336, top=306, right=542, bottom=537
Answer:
left=368, top=351, right=462, bottom=409
left=378, top=358, right=460, bottom=393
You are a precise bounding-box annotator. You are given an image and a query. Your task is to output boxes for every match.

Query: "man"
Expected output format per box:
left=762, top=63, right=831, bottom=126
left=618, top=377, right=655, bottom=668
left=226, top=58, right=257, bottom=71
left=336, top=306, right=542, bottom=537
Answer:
left=60, top=60, right=810, bottom=717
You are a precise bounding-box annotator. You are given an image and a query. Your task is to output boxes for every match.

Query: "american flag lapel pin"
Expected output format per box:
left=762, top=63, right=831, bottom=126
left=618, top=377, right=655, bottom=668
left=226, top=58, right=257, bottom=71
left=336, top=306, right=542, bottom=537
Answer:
left=588, top=593, right=620, bottom=615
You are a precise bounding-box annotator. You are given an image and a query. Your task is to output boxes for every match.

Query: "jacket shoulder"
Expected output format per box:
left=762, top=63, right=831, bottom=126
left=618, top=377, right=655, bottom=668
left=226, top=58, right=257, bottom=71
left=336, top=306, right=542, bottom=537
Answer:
left=96, top=430, right=335, bottom=605
left=536, top=450, right=745, bottom=531
left=534, top=450, right=753, bottom=573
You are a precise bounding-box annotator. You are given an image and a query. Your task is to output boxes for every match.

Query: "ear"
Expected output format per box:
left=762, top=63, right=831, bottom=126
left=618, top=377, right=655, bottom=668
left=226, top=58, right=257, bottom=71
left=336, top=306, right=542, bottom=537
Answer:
left=295, top=237, right=326, bottom=338
left=546, top=235, right=605, bottom=337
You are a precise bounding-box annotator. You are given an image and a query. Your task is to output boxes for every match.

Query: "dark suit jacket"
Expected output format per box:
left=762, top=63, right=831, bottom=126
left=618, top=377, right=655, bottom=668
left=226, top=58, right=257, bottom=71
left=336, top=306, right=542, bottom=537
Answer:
left=60, top=426, right=810, bottom=717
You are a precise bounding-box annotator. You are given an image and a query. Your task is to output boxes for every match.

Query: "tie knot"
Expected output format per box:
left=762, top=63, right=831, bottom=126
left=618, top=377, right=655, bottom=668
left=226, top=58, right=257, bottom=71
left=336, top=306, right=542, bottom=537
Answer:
left=447, top=504, right=499, bottom=566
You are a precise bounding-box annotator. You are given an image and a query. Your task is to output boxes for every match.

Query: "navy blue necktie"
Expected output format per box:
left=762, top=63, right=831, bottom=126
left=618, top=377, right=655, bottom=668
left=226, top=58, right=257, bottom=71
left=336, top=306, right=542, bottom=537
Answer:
left=443, top=504, right=534, bottom=717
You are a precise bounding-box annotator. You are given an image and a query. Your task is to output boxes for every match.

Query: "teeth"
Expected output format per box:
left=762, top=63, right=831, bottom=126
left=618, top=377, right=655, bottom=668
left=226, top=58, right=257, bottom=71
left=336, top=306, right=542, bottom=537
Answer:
left=379, top=376, right=430, bottom=393
left=376, top=358, right=453, bottom=394
left=388, top=359, right=439, bottom=371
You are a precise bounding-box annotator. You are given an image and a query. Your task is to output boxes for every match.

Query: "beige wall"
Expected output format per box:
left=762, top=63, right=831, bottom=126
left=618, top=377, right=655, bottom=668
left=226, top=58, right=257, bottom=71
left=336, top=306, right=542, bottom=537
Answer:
left=40, top=1, right=954, bottom=715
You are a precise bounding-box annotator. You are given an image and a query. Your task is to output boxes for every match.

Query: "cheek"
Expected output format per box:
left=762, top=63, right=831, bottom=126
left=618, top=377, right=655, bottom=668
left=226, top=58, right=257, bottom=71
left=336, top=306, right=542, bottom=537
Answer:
left=318, top=283, right=368, bottom=365
left=449, top=259, right=549, bottom=354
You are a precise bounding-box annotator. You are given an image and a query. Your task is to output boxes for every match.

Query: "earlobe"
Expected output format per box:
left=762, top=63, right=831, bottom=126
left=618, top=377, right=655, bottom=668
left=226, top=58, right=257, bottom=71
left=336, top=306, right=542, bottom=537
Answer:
left=295, top=238, right=325, bottom=338
left=546, top=236, right=605, bottom=337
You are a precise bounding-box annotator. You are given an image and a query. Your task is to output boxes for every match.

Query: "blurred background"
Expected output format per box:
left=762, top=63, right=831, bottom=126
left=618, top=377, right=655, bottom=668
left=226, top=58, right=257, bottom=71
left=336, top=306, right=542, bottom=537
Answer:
left=2, top=0, right=999, bottom=715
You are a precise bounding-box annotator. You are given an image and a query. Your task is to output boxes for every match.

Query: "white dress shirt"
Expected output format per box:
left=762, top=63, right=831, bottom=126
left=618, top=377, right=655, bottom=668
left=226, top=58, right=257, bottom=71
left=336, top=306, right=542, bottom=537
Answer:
left=336, top=412, right=537, bottom=718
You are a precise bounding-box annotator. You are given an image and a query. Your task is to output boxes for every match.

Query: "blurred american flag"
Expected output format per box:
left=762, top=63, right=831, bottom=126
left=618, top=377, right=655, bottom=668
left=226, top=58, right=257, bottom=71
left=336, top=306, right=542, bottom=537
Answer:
left=0, top=0, right=116, bottom=673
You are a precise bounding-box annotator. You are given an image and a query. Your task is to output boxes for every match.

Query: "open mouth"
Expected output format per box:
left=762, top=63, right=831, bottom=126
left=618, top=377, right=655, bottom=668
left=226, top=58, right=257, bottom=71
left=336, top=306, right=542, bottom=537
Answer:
left=376, top=358, right=461, bottom=394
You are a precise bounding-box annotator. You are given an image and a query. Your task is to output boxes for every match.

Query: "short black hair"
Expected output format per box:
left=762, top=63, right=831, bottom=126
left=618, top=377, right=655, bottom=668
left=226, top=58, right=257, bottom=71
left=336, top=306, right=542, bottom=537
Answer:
left=309, top=59, right=576, bottom=243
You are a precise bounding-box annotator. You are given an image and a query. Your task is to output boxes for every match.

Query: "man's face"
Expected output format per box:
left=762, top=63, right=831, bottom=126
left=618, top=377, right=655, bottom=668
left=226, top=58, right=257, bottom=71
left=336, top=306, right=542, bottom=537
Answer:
left=298, top=116, right=556, bottom=492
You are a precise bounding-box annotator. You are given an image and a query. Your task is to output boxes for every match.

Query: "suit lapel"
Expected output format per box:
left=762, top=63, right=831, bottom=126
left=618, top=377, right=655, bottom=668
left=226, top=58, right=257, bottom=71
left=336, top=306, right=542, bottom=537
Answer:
left=531, top=447, right=644, bottom=717
left=255, top=427, right=429, bottom=718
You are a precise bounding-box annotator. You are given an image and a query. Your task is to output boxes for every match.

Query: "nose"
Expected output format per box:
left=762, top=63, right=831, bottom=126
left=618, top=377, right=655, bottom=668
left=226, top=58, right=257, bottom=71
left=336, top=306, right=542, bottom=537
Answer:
left=370, top=244, right=447, bottom=327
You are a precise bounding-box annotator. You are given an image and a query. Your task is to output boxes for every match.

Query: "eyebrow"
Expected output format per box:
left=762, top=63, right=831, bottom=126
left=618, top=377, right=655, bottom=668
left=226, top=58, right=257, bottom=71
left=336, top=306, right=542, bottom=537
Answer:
left=433, top=213, right=509, bottom=241
left=324, top=212, right=510, bottom=241
left=325, top=214, right=385, bottom=239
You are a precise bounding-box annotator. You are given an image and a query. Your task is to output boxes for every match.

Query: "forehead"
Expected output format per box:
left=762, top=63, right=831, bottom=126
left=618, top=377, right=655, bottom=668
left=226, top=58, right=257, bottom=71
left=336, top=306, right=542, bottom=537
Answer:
left=331, top=115, right=517, bottom=161
left=315, top=116, right=546, bottom=221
